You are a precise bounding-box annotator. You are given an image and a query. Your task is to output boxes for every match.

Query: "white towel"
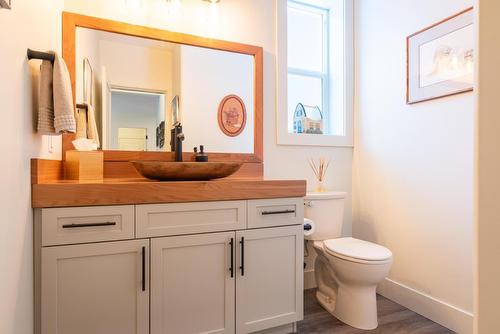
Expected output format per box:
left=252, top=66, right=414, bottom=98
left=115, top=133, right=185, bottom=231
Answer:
left=53, top=53, right=76, bottom=133
left=75, top=107, right=88, bottom=140
left=37, top=52, right=76, bottom=134
left=87, top=104, right=100, bottom=148
left=37, top=60, right=56, bottom=134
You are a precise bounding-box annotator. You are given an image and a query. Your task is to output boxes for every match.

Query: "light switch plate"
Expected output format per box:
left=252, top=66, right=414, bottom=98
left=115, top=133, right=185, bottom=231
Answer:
left=0, top=0, right=11, bottom=9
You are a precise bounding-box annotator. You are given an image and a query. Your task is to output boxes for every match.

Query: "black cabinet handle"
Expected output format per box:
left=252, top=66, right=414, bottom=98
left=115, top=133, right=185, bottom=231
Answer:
left=229, top=238, right=234, bottom=278
left=261, top=209, right=296, bottom=216
left=141, top=246, right=146, bottom=292
left=62, top=222, right=116, bottom=229
left=240, top=237, right=245, bottom=276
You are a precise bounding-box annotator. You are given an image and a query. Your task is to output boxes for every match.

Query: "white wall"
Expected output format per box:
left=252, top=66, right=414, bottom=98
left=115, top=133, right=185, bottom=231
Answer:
left=180, top=45, right=254, bottom=153
left=475, top=1, right=500, bottom=332
left=99, top=38, right=173, bottom=94
left=63, top=0, right=354, bottom=234
left=353, top=0, right=474, bottom=332
left=0, top=1, right=63, bottom=334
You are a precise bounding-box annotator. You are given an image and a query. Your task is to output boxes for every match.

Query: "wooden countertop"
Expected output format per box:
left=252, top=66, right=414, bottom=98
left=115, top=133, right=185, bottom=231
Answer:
left=32, top=178, right=307, bottom=208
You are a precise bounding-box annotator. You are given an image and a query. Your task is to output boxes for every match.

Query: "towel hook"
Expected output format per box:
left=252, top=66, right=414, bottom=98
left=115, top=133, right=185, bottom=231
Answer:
left=27, top=48, right=55, bottom=63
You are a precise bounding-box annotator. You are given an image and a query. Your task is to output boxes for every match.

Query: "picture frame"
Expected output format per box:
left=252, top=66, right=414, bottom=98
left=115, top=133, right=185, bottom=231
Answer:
left=171, top=95, right=180, bottom=125
left=407, top=7, right=474, bottom=104
left=82, top=58, right=93, bottom=105
left=0, top=0, right=11, bottom=9
left=217, top=94, right=247, bottom=137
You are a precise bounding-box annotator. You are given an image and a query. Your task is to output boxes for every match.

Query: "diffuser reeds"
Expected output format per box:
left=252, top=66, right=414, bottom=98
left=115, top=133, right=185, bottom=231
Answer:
left=309, top=157, right=331, bottom=192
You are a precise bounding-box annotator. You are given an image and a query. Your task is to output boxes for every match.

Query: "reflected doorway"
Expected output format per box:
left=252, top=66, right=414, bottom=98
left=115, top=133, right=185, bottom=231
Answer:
left=107, top=88, right=166, bottom=151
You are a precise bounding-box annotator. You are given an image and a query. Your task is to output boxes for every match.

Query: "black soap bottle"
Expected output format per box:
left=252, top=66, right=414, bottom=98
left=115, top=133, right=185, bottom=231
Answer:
left=195, top=145, right=208, bottom=162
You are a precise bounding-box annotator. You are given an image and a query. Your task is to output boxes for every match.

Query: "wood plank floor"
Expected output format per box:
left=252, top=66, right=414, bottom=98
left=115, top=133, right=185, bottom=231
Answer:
left=297, top=289, right=455, bottom=334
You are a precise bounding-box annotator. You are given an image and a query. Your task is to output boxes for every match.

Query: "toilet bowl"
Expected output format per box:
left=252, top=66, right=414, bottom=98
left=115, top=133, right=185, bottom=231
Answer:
left=304, top=192, right=392, bottom=330
left=312, top=238, right=392, bottom=329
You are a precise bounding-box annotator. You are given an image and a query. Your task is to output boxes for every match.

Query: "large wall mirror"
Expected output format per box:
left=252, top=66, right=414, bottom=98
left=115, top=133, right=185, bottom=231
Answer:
left=63, top=12, right=263, bottom=163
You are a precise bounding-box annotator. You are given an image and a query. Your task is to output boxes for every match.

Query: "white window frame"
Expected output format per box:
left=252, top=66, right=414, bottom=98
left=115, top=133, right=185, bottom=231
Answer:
left=276, top=0, right=354, bottom=147
left=287, top=1, right=330, bottom=134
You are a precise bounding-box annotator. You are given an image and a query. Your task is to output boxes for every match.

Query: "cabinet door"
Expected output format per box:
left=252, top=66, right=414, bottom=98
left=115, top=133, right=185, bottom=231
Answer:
left=236, top=226, right=303, bottom=334
left=151, top=232, right=235, bottom=334
left=41, top=239, right=149, bottom=334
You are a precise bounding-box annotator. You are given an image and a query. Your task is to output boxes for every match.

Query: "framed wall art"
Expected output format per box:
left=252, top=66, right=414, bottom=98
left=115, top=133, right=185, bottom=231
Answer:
left=217, top=94, right=247, bottom=137
left=407, top=7, right=474, bottom=104
left=0, top=0, right=11, bottom=9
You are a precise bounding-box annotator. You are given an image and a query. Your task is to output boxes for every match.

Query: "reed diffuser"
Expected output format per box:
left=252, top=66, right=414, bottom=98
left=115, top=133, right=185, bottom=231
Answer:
left=309, top=157, right=331, bottom=193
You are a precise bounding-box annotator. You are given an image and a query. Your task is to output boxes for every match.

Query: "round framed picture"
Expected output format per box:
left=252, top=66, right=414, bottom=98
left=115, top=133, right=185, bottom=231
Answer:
left=217, top=95, right=247, bottom=137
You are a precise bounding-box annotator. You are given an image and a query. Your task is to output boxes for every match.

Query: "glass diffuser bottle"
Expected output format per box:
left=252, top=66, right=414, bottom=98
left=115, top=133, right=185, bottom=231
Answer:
left=309, top=158, right=330, bottom=193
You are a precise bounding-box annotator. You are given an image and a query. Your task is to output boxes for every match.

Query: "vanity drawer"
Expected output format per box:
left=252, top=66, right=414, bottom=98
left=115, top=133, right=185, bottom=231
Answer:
left=248, top=198, right=304, bottom=229
left=136, top=201, right=246, bottom=237
left=40, top=206, right=135, bottom=246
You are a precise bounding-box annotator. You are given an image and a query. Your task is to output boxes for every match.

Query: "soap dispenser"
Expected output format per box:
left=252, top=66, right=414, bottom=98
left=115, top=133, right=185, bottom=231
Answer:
left=194, top=145, right=208, bottom=162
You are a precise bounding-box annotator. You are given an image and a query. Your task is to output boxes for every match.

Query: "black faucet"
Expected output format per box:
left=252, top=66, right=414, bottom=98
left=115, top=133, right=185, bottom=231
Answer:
left=170, top=123, right=185, bottom=162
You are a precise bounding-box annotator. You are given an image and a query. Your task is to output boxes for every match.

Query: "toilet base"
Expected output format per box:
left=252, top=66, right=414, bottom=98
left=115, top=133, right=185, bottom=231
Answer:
left=317, top=285, right=378, bottom=330
left=316, top=289, right=336, bottom=314
left=328, top=284, right=378, bottom=330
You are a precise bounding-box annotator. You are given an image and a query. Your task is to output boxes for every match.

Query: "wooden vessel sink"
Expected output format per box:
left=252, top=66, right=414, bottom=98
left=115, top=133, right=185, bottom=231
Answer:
left=131, top=161, right=243, bottom=181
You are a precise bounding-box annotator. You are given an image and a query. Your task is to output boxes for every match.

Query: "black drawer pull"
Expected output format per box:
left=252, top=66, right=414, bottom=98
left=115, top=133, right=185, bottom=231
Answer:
left=62, top=222, right=117, bottom=229
left=261, top=209, right=296, bottom=216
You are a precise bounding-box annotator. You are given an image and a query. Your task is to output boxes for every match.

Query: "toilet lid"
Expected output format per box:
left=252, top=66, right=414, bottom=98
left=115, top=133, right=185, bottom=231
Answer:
left=324, top=237, right=392, bottom=262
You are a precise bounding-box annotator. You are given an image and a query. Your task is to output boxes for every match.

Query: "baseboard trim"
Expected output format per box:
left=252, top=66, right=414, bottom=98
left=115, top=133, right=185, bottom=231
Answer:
left=304, top=269, right=317, bottom=290
left=377, top=278, right=473, bottom=334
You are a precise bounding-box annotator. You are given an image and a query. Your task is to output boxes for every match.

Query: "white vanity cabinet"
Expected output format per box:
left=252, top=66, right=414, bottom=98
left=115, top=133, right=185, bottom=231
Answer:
left=236, top=226, right=303, bottom=334
left=40, top=239, right=149, bottom=334
left=35, top=198, right=303, bottom=334
left=151, top=232, right=236, bottom=334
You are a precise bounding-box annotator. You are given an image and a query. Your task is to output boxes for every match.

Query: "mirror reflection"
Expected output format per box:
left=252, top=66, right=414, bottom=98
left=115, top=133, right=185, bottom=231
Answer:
left=75, top=27, right=255, bottom=153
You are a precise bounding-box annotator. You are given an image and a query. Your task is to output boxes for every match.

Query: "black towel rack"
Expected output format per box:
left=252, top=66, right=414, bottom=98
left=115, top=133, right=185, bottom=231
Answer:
left=27, top=48, right=55, bottom=63
left=76, top=103, right=88, bottom=111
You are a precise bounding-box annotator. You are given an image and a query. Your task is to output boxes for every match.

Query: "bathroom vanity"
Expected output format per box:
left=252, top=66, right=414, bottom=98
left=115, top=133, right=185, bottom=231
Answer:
left=31, top=11, right=306, bottom=334
left=32, top=179, right=305, bottom=334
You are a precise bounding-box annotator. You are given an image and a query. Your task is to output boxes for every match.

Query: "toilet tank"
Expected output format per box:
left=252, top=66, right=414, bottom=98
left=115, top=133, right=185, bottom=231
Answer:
left=304, top=191, right=346, bottom=240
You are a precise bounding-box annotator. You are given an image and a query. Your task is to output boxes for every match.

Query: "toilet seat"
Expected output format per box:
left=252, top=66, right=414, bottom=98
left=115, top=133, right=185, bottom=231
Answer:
left=323, top=237, right=392, bottom=263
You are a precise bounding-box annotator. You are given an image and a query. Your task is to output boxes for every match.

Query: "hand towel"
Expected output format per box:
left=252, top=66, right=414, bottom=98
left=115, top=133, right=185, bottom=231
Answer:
left=37, top=60, right=56, bottom=134
left=53, top=53, right=76, bottom=133
left=75, top=106, right=88, bottom=140
left=87, top=104, right=100, bottom=148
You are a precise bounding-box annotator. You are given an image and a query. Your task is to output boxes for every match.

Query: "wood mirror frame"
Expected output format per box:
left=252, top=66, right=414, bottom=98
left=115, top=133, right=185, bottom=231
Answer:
left=62, top=12, right=263, bottom=179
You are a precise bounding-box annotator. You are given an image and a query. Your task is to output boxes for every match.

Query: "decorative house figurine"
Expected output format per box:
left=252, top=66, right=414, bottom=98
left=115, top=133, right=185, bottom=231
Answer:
left=293, top=103, right=324, bottom=134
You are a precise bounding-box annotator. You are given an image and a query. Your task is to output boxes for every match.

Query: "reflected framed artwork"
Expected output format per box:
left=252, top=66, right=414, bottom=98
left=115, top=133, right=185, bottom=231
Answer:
left=407, top=7, right=474, bottom=104
left=218, top=95, right=247, bottom=137
left=0, top=0, right=11, bottom=9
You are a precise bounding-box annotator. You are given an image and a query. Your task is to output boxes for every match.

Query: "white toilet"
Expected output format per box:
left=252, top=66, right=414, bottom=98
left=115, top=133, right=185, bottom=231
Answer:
left=304, top=192, right=392, bottom=330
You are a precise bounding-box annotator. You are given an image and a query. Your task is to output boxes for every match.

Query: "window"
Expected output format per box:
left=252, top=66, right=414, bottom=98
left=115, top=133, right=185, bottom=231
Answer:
left=277, top=0, right=353, bottom=146
left=287, top=1, right=329, bottom=134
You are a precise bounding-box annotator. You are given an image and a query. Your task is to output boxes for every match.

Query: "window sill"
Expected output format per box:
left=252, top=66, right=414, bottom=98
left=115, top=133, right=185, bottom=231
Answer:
left=277, top=132, right=353, bottom=147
